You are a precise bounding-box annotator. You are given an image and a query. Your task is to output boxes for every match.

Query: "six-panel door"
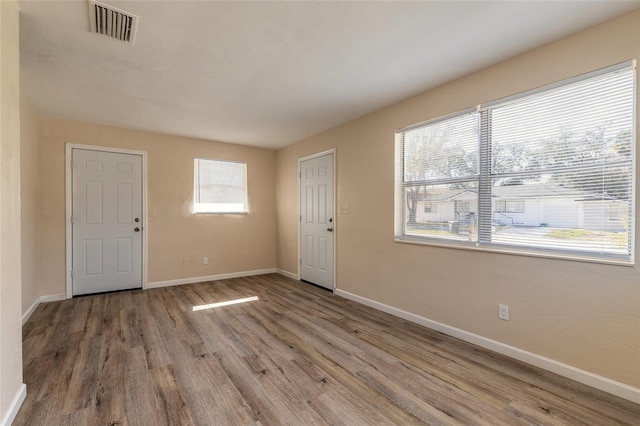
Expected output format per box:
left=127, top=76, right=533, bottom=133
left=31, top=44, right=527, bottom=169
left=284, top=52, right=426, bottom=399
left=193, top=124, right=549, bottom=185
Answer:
left=300, top=153, right=334, bottom=289
left=72, top=149, right=143, bottom=296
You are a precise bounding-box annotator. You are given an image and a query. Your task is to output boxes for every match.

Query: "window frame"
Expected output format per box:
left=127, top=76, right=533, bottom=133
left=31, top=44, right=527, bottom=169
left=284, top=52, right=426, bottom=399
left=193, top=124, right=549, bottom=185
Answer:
left=193, top=157, right=249, bottom=214
left=395, top=61, right=636, bottom=266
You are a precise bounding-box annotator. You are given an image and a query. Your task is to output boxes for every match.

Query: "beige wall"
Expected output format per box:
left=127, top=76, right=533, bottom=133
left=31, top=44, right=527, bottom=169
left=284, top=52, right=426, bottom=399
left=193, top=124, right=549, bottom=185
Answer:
left=276, top=10, right=640, bottom=388
left=0, top=0, right=24, bottom=421
left=38, top=116, right=276, bottom=296
left=21, top=97, right=39, bottom=315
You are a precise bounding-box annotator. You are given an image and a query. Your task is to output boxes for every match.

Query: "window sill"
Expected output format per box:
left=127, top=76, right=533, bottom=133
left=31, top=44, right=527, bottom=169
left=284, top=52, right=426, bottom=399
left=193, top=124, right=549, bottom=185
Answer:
left=394, top=236, right=634, bottom=267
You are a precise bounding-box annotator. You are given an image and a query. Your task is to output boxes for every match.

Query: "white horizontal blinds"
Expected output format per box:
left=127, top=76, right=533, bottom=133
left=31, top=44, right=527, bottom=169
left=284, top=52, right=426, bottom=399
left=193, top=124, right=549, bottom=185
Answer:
left=395, top=62, right=635, bottom=262
left=484, top=66, right=634, bottom=259
left=402, top=112, right=480, bottom=241
left=403, top=113, right=479, bottom=182
left=194, top=159, right=248, bottom=213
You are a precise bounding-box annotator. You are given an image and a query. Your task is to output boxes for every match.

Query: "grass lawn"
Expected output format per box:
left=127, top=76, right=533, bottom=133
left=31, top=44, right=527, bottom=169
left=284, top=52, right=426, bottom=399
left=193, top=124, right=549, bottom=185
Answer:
left=546, top=228, right=627, bottom=246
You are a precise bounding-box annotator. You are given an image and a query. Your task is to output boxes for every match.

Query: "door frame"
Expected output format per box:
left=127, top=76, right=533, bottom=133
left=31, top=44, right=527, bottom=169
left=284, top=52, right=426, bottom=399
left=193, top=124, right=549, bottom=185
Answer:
left=297, top=148, right=336, bottom=290
left=65, top=143, right=148, bottom=299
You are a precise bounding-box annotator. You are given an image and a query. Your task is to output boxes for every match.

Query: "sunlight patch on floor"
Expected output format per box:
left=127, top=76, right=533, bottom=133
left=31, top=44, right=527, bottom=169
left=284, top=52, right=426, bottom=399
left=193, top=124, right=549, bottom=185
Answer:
left=192, top=296, right=259, bottom=311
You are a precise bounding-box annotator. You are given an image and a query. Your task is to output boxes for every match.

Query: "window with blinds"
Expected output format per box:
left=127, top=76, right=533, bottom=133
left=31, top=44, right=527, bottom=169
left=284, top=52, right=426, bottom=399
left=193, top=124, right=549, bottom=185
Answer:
left=194, top=158, right=248, bottom=213
left=400, top=111, right=480, bottom=242
left=395, top=62, right=635, bottom=263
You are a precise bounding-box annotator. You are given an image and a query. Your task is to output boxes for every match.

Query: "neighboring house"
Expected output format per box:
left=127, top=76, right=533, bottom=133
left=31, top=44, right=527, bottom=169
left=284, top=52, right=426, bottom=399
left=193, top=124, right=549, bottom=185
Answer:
left=417, top=188, right=478, bottom=226
left=415, top=182, right=628, bottom=232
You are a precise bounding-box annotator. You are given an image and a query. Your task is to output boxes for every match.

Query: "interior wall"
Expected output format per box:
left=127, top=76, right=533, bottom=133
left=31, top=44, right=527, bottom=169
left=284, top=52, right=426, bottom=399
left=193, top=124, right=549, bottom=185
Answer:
left=0, top=0, right=25, bottom=422
left=38, top=116, right=277, bottom=297
left=276, top=9, right=640, bottom=388
left=20, top=96, right=39, bottom=315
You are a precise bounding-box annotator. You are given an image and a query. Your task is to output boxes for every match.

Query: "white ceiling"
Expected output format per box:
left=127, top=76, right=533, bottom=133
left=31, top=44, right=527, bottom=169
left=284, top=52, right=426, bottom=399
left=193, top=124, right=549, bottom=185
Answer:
left=18, top=1, right=640, bottom=149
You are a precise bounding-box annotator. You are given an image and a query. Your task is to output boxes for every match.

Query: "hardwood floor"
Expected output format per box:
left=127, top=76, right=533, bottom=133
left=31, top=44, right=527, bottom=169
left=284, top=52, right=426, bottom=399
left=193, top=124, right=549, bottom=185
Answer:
left=15, top=274, right=640, bottom=425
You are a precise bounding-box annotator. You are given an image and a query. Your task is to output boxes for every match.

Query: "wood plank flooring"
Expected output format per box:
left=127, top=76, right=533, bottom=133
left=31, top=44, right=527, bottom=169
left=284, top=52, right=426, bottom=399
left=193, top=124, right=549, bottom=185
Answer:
left=15, top=274, right=640, bottom=425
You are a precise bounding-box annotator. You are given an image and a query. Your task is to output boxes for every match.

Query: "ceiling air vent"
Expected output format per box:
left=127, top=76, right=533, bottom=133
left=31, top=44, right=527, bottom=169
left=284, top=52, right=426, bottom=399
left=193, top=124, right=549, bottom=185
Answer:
left=88, top=0, right=138, bottom=44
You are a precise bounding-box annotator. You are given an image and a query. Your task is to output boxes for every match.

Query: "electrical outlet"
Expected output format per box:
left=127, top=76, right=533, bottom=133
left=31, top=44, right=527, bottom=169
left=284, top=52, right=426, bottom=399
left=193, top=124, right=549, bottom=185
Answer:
left=203, top=257, right=209, bottom=265
left=499, top=304, right=509, bottom=321
left=182, top=258, right=189, bottom=266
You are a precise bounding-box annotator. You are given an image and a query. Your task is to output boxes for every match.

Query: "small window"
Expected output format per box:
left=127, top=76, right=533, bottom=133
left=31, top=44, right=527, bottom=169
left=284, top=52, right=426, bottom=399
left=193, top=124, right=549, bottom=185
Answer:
left=455, top=201, right=470, bottom=216
left=608, top=204, right=626, bottom=222
left=424, top=203, right=437, bottom=213
left=495, top=200, right=525, bottom=213
left=194, top=158, right=248, bottom=213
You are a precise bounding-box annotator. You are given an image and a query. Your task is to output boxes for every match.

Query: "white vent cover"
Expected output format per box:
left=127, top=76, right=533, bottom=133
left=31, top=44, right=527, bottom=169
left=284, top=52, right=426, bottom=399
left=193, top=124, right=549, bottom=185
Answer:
left=88, top=0, right=138, bottom=44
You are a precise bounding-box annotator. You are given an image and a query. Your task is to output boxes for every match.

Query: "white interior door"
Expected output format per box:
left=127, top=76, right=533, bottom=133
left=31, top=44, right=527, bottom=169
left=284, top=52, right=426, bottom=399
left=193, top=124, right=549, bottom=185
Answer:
left=72, top=149, right=143, bottom=296
left=300, top=153, right=334, bottom=290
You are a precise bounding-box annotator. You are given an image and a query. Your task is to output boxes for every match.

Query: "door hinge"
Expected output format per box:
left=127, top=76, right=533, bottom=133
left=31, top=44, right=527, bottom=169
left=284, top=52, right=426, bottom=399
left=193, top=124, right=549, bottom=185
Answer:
left=299, top=258, right=302, bottom=265
left=70, top=215, right=74, bottom=224
left=299, top=215, right=302, bottom=222
left=299, top=171, right=302, bottom=178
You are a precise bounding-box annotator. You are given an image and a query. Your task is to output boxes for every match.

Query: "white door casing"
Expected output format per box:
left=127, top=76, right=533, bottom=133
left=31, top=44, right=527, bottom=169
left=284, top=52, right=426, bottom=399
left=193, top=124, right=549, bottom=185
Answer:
left=71, top=148, right=143, bottom=296
left=299, top=152, right=335, bottom=290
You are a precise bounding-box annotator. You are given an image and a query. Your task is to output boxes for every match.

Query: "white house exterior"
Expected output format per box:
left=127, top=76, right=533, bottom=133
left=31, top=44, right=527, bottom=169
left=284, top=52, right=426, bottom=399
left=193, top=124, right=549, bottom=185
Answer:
left=415, top=182, right=628, bottom=232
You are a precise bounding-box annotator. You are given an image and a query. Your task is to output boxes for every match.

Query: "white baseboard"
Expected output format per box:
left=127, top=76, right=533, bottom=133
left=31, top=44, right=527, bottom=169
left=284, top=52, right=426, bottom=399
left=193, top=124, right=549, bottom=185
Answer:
left=276, top=269, right=299, bottom=280
left=39, top=294, right=66, bottom=303
left=334, top=289, right=640, bottom=404
left=22, top=294, right=67, bottom=325
left=145, top=268, right=277, bottom=289
left=1, top=383, right=26, bottom=426
left=21, top=298, right=40, bottom=326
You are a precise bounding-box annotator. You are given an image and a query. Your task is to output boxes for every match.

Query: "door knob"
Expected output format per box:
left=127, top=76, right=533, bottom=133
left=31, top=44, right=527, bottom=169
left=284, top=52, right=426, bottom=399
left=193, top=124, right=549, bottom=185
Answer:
left=327, top=227, right=333, bottom=232
left=134, top=227, right=140, bottom=232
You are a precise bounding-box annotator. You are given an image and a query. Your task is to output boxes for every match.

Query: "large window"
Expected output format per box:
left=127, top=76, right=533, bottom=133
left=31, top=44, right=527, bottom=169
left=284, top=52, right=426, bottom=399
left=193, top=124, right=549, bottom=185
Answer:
left=395, top=62, right=635, bottom=263
left=194, top=158, right=248, bottom=213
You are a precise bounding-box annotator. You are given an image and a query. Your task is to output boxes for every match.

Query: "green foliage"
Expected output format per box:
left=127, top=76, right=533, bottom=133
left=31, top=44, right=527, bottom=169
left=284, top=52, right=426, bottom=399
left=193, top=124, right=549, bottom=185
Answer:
left=404, top=117, right=632, bottom=225
left=491, top=125, right=631, bottom=199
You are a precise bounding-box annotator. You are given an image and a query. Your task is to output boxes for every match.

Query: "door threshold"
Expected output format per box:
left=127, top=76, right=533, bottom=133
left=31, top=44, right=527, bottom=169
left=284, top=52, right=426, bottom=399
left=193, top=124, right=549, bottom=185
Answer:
left=300, top=279, right=333, bottom=292
left=73, top=286, right=143, bottom=297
